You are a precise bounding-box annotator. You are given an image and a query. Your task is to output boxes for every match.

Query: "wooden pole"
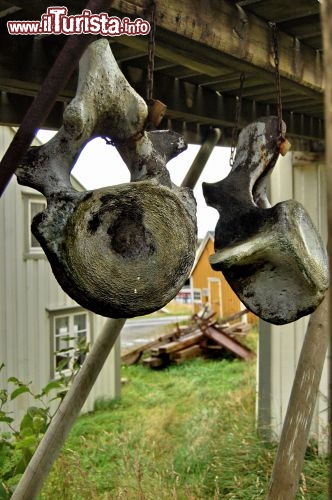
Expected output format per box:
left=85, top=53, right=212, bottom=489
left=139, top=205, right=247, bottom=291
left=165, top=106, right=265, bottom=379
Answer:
left=181, top=128, right=221, bottom=189
left=266, top=297, right=329, bottom=499
left=320, top=2, right=332, bottom=498
left=11, top=318, right=126, bottom=500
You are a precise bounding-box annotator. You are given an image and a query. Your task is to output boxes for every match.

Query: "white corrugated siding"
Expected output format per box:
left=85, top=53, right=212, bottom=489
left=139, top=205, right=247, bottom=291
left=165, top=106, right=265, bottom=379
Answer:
left=257, top=151, right=328, bottom=452
left=0, top=126, right=120, bottom=429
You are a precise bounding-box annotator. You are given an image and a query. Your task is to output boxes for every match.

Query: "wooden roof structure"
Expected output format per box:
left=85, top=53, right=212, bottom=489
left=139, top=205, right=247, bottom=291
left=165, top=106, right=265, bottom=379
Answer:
left=0, top=0, right=325, bottom=150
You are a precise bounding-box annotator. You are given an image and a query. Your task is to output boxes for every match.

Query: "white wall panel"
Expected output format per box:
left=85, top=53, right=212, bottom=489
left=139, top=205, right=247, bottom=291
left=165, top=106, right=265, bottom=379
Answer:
left=0, top=127, right=120, bottom=430
left=257, top=151, right=328, bottom=451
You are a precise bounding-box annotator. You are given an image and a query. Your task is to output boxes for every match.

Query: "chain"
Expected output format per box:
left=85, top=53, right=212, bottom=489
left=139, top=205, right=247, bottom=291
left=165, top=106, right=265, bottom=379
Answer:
left=146, top=0, right=156, bottom=103
left=229, top=72, right=245, bottom=167
left=102, top=0, right=157, bottom=146
left=270, top=22, right=283, bottom=139
left=101, top=129, right=145, bottom=147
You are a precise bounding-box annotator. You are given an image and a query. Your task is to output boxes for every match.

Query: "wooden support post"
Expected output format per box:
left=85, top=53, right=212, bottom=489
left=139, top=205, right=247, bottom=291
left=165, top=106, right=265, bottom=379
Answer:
left=265, top=297, right=329, bottom=499
left=11, top=318, right=126, bottom=500
left=181, top=128, right=221, bottom=189
left=320, top=2, right=332, bottom=498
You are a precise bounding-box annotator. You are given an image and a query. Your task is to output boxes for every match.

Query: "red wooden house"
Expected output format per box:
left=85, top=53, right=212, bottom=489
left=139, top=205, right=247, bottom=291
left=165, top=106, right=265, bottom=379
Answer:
left=190, top=232, right=256, bottom=323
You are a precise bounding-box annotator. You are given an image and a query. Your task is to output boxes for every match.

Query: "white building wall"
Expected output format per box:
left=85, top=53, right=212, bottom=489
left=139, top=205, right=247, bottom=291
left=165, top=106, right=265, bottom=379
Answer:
left=257, top=151, right=328, bottom=452
left=0, top=126, right=120, bottom=428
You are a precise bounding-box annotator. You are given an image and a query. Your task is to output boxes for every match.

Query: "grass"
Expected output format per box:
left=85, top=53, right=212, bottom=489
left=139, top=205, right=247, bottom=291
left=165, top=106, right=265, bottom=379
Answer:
left=39, top=354, right=328, bottom=499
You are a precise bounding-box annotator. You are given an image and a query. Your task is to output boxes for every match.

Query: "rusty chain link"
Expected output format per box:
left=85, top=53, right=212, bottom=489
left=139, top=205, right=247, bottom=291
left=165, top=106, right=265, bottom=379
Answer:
left=229, top=72, right=245, bottom=168
left=270, top=22, right=283, bottom=139
left=146, top=0, right=156, bottom=103
left=103, top=0, right=157, bottom=146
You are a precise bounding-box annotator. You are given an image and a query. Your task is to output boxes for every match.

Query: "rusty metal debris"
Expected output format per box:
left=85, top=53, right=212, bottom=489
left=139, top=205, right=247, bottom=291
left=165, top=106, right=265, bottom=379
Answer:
left=16, top=39, right=197, bottom=318
left=203, top=116, right=328, bottom=325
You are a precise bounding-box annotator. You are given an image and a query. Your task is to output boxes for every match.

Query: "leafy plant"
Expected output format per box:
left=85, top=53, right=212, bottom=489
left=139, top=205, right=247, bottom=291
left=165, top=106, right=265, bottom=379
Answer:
left=0, top=338, right=89, bottom=498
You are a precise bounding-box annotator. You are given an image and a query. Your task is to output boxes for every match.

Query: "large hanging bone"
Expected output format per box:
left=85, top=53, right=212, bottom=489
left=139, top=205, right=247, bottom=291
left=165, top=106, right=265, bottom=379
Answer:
left=203, top=116, right=328, bottom=325
left=16, top=39, right=197, bottom=318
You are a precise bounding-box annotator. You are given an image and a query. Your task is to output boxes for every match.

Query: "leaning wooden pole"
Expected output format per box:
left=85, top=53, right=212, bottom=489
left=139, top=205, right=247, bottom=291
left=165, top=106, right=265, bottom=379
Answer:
left=320, top=2, right=332, bottom=498
left=11, top=318, right=126, bottom=500
left=265, top=296, right=329, bottom=500
left=181, top=128, right=221, bottom=189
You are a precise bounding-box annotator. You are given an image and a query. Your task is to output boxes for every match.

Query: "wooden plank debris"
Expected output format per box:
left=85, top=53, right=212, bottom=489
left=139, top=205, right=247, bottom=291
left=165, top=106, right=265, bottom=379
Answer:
left=171, top=344, right=202, bottom=360
left=143, top=356, right=165, bottom=369
left=218, top=308, right=250, bottom=324
left=222, top=322, right=252, bottom=336
left=154, top=331, right=204, bottom=354
left=122, top=309, right=255, bottom=369
left=121, top=327, right=185, bottom=365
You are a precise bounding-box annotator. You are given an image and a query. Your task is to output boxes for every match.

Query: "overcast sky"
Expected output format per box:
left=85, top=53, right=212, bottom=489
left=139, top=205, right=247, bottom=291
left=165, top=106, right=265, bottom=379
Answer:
left=37, top=130, right=231, bottom=238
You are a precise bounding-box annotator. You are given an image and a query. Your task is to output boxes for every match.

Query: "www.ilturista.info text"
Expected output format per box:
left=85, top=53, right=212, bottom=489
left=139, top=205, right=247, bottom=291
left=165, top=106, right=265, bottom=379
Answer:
left=7, top=7, right=151, bottom=36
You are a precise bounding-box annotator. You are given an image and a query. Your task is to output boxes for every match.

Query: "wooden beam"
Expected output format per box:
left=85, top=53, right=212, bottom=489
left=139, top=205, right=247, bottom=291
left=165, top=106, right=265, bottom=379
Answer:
left=240, top=84, right=280, bottom=98
left=240, top=0, right=320, bottom=24
left=238, top=0, right=265, bottom=6
left=0, top=32, right=77, bottom=99
left=116, top=32, right=230, bottom=78
left=111, top=0, right=324, bottom=93
left=204, top=325, right=254, bottom=360
left=189, top=69, right=244, bottom=88
left=0, top=1, right=324, bottom=146
left=153, top=331, right=204, bottom=354
left=292, top=151, right=325, bottom=165
left=278, top=14, right=321, bottom=40
left=170, top=344, right=202, bottom=361
left=0, top=6, right=22, bottom=18
left=285, top=100, right=324, bottom=111
left=115, top=28, right=323, bottom=103
left=0, top=70, right=325, bottom=148
left=0, top=92, right=64, bottom=129
left=279, top=94, right=314, bottom=103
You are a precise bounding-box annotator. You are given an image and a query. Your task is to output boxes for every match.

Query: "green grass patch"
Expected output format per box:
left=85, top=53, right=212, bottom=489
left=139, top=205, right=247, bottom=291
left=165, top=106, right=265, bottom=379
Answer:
left=40, top=358, right=328, bottom=499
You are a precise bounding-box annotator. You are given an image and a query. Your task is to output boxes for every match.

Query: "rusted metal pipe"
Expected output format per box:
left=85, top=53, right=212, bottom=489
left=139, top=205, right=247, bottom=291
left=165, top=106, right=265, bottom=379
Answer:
left=0, top=0, right=112, bottom=197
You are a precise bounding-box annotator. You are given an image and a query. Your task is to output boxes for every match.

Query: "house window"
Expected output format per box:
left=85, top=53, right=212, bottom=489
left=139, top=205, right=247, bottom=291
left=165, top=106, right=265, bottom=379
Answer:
left=53, top=311, right=90, bottom=377
left=202, top=288, right=209, bottom=303
left=24, top=197, right=47, bottom=257
left=29, top=199, right=46, bottom=250
left=193, top=289, right=202, bottom=303
left=29, top=200, right=45, bottom=249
